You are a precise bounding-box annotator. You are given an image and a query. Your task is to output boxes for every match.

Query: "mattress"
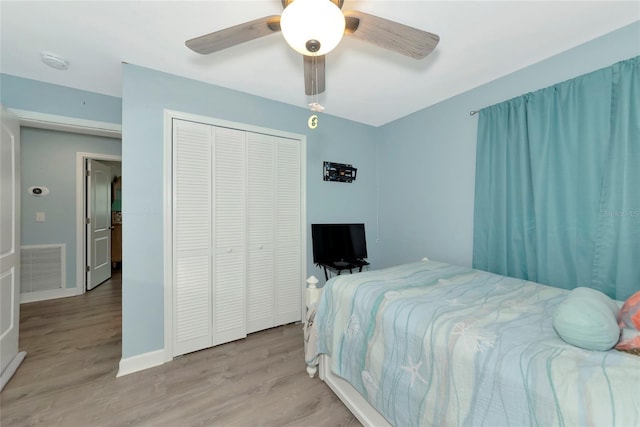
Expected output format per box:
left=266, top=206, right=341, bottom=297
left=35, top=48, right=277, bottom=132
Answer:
left=309, top=259, right=640, bottom=426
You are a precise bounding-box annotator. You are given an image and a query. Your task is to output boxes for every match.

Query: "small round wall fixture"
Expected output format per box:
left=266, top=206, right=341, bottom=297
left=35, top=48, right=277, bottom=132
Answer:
left=28, top=186, right=50, bottom=196
left=40, top=51, right=69, bottom=70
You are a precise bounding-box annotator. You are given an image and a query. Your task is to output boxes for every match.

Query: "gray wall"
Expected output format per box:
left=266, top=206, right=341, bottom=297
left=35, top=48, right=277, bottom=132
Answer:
left=20, top=127, right=121, bottom=288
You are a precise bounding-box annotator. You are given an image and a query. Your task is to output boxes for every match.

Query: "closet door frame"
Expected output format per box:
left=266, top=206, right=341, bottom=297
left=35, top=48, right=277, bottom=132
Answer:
left=162, top=110, right=307, bottom=362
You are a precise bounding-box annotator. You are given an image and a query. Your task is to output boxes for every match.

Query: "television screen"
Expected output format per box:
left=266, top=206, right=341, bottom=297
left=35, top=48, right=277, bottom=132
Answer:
left=311, top=223, right=368, bottom=264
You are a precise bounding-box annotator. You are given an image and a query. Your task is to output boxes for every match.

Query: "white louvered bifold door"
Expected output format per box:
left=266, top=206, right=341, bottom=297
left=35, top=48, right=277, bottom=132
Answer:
left=212, top=127, right=247, bottom=345
left=275, top=137, right=302, bottom=325
left=173, top=120, right=213, bottom=356
left=246, top=133, right=275, bottom=333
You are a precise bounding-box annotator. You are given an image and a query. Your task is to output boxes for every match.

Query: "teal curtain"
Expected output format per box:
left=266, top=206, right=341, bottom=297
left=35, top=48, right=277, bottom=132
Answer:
left=473, top=56, right=639, bottom=300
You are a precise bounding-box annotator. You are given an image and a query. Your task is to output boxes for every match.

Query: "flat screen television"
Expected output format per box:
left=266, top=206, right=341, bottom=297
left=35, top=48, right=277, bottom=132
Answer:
left=311, top=223, right=368, bottom=265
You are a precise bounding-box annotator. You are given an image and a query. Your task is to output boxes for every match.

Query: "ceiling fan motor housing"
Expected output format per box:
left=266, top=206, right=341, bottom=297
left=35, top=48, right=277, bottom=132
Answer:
left=281, top=0, right=344, bottom=8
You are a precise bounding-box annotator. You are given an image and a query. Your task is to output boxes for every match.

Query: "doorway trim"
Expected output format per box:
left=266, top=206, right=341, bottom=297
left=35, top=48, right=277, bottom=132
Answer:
left=75, top=153, right=122, bottom=295
left=9, top=108, right=121, bottom=139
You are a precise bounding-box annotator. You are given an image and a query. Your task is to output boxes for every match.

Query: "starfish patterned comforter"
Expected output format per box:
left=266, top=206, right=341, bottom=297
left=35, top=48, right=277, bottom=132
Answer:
left=309, top=259, right=640, bottom=427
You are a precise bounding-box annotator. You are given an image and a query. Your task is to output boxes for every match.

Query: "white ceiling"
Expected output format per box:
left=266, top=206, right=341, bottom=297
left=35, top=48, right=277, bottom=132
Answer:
left=1, top=1, right=638, bottom=126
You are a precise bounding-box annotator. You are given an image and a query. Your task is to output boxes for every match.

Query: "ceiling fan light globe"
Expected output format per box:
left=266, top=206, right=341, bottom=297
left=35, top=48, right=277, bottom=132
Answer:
left=280, top=0, right=345, bottom=56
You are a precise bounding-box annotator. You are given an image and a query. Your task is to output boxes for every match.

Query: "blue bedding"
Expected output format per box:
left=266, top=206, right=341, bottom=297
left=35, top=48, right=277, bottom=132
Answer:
left=311, top=260, right=640, bottom=426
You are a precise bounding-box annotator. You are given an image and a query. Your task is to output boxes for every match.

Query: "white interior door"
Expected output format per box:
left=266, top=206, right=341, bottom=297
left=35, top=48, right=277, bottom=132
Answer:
left=0, top=106, right=25, bottom=391
left=274, top=137, right=302, bottom=325
left=246, top=132, right=275, bottom=334
left=212, top=127, right=247, bottom=346
left=172, top=119, right=213, bottom=356
left=86, top=159, right=111, bottom=290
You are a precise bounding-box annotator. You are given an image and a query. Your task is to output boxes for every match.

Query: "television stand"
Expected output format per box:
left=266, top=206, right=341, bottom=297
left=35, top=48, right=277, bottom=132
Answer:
left=317, top=259, right=370, bottom=281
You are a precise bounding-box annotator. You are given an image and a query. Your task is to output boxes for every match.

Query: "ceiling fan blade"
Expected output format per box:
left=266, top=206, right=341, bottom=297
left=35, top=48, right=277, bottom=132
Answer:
left=304, top=55, right=326, bottom=96
left=344, top=10, right=439, bottom=59
left=186, top=15, right=281, bottom=55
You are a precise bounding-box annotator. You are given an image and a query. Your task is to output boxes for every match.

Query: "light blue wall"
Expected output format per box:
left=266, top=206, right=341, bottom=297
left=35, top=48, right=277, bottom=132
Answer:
left=121, top=64, right=378, bottom=358
left=1, top=75, right=123, bottom=290
left=5, top=22, right=638, bottom=362
left=376, top=22, right=640, bottom=269
left=1, top=74, right=122, bottom=124
left=20, top=128, right=121, bottom=288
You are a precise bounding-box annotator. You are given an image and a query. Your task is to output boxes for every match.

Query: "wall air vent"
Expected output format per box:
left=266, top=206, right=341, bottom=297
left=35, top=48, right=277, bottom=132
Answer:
left=20, top=244, right=65, bottom=293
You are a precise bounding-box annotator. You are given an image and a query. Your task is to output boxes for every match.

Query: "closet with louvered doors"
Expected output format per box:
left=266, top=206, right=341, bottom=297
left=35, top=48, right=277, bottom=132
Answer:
left=171, top=118, right=303, bottom=357
left=246, top=132, right=303, bottom=333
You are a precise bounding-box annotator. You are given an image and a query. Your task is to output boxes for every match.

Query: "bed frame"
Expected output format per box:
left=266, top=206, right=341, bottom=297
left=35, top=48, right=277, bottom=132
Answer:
left=305, top=276, right=391, bottom=427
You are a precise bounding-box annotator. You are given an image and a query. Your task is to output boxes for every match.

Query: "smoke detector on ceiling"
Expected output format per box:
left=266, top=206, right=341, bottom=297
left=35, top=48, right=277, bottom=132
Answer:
left=40, top=51, right=69, bottom=70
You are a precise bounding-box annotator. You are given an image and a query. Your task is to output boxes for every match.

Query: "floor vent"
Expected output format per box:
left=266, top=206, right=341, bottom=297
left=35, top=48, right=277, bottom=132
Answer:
left=20, top=244, right=65, bottom=293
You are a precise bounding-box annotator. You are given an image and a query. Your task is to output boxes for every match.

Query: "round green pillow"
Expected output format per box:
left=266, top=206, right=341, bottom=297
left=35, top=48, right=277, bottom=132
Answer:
left=553, top=287, right=620, bottom=351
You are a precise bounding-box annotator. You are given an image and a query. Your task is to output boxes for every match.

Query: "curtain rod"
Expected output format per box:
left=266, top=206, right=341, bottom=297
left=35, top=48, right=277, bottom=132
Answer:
left=470, top=110, right=479, bottom=116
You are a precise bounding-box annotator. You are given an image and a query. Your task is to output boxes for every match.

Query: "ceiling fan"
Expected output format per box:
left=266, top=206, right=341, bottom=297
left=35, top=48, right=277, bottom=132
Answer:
left=186, top=0, right=440, bottom=96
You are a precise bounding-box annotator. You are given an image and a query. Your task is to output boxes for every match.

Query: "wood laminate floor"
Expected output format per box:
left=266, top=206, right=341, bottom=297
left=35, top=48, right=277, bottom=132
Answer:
left=0, top=271, right=360, bottom=426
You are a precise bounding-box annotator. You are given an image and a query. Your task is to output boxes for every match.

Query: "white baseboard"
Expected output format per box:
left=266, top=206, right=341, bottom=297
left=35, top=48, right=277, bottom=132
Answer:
left=117, top=349, right=165, bottom=377
left=21, top=287, right=77, bottom=304
left=0, top=351, right=26, bottom=392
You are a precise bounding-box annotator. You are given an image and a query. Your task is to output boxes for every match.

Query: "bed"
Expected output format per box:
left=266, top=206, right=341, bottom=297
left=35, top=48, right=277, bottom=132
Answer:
left=304, top=259, right=640, bottom=427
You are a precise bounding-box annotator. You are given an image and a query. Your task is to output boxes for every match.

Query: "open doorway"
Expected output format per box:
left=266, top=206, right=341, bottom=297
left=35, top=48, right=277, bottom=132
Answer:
left=78, top=154, right=121, bottom=293
left=18, top=126, right=121, bottom=303
left=3, top=108, right=122, bottom=394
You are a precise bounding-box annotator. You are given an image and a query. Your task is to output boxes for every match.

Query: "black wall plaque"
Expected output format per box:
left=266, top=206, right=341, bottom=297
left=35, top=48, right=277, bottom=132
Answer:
left=323, top=161, right=357, bottom=183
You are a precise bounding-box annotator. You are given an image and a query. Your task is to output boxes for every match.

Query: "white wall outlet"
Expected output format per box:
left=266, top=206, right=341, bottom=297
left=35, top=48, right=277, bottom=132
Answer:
left=36, top=212, right=46, bottom=222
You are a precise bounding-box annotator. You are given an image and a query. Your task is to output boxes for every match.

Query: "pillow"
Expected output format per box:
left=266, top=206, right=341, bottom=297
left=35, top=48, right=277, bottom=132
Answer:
left=553, top=287, right=620, bottom=351
left=615, top=290, right=640, bottom=351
